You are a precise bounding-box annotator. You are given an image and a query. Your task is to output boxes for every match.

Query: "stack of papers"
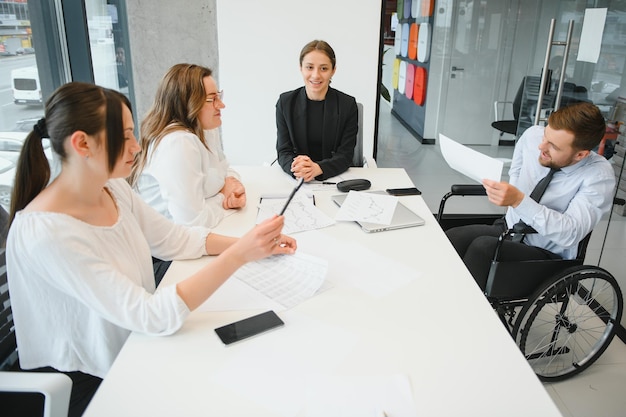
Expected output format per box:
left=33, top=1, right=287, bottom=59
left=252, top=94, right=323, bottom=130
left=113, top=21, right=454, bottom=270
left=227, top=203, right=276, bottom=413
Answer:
left=335, top=191, right=398, bottom=225
left=257, top=193, right=335, bottom=234
left=198, top=252, right=329, bottom=312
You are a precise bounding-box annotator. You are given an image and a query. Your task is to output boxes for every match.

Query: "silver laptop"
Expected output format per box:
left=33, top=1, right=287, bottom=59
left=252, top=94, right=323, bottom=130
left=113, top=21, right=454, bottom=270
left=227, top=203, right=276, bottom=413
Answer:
left=331, top=192, right=425, bottom=233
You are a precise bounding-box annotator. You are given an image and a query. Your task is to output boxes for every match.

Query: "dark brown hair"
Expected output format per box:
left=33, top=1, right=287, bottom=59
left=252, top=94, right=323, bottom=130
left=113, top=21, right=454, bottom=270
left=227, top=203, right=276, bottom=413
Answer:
left=548, top=102, right=606, bottom=151
left=299, top=40, right=336, bottom=69
left=9, top=82, right=130, bottom=225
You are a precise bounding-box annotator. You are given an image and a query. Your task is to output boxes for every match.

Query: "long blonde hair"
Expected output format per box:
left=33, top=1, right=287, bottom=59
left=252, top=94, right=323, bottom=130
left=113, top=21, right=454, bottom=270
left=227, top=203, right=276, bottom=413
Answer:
left=128, top=63, right=213, bottom=187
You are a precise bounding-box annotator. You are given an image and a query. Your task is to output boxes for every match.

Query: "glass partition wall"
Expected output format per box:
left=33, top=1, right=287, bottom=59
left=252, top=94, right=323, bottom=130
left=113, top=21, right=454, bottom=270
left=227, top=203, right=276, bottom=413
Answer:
left=499, top=0, right=626, bottom=329
left=0, top=0, right=133, bottom=211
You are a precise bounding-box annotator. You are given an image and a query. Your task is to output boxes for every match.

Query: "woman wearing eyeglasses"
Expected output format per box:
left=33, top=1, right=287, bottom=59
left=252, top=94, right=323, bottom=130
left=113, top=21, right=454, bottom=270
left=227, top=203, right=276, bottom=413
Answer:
left=276, top=40, right=358, bottom=182
left=129, top=64, right=246, bottom=230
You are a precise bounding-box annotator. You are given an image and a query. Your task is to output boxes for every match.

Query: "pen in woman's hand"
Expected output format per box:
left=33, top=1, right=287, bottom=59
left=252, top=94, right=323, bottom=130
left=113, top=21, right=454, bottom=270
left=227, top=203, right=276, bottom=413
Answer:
left=279, top=177, right=305, bottom=215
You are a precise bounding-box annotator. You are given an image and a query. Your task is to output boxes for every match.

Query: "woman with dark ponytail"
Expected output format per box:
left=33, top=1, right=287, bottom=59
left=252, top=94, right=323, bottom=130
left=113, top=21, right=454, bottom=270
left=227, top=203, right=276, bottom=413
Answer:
left=6, top=82, right=296, bottom=416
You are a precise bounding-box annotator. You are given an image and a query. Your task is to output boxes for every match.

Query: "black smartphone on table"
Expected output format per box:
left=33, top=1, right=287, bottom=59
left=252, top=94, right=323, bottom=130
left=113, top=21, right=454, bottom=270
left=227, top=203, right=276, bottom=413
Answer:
left=214, top=310, right=284, bottom=345
left=386, top=187, right=422, bottom=196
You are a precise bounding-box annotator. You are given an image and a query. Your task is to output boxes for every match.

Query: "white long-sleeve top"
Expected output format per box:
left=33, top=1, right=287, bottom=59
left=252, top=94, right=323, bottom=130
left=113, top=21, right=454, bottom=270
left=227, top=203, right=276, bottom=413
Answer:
left=6, top=178, right=210, bottom=378
left=137, top=128, right=239, bottom=228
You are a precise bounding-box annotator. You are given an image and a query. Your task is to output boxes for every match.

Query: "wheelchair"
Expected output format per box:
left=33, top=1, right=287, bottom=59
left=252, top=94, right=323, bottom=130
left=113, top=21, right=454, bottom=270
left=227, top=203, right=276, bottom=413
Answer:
left=437, top=185, right=624, bottom=382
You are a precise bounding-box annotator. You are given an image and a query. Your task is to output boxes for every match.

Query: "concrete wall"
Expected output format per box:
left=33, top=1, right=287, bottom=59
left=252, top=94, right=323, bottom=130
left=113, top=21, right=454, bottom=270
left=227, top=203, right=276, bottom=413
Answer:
left=125, top=0, right=219, bottom=121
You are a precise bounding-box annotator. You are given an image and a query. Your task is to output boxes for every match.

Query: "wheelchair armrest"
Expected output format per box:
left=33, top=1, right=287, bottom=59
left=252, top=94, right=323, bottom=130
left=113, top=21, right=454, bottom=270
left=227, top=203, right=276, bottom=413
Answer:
left=450, top=184, right=487, bottom=196
left=436, top=185, right=487, bottom=223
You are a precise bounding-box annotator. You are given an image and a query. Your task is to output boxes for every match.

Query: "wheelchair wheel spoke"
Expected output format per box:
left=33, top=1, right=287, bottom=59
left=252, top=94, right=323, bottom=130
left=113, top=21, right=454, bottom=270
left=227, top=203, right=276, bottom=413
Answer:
left=513, top=267, right=623, bottom=381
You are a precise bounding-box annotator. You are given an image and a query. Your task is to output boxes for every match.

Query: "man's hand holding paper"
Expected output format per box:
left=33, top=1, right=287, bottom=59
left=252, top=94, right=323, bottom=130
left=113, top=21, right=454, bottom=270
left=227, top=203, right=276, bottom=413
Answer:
left=482, top=179, right=524, bottom=208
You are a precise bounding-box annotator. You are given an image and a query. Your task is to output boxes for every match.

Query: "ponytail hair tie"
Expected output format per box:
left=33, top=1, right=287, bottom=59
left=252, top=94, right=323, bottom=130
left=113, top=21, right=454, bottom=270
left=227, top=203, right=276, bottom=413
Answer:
left=33, top=118, right=48, bottom=138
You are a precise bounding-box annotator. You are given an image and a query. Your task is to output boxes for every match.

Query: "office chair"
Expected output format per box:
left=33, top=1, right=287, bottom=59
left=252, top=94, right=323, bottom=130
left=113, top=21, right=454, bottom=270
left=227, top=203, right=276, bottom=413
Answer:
left=0, top=372, right=72, bottom=417
left=559, top=84, right=591, bottom=109
left=272, top=103, right=375, bottom=169
left=437, top=187, right=624, bottom=381
left=492, top=76, right=554, bottom=142
left=492, top=79, right=525, bottom=139
left=0, top=206, right=72, bottom=417
left=353, top=103, right=377, bottom=168
left=352, top=102, right=364, bottom=167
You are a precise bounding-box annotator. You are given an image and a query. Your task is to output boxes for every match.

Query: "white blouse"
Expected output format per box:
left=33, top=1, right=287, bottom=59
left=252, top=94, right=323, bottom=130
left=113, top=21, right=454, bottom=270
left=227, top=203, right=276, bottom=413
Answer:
left=137, top=128, right=239, bottom=228
left=6, top=178, right=210, bottom=378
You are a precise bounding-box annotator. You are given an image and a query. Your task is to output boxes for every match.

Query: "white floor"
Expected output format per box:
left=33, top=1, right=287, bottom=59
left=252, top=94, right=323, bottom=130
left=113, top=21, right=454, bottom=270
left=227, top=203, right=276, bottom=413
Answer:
left=375, top=103, right=626, bottom=417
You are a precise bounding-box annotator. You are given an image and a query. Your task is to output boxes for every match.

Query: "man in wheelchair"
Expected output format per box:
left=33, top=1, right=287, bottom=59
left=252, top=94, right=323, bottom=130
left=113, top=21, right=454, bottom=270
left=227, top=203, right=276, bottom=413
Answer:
left=446, top=102, right=615, bottom=291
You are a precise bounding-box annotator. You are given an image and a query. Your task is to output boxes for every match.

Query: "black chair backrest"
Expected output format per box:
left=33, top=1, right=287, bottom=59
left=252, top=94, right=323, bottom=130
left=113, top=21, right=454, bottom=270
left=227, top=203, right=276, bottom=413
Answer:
left=352, top=102, right=364, bottom=167
left=512, top=76, right=548, bottom=120
left=511, top=78, right=525, bottom=121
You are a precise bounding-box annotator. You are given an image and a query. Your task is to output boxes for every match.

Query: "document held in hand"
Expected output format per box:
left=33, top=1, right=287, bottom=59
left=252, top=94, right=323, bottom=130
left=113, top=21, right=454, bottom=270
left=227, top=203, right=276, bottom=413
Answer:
left=439, top=133, right=504, bottom=183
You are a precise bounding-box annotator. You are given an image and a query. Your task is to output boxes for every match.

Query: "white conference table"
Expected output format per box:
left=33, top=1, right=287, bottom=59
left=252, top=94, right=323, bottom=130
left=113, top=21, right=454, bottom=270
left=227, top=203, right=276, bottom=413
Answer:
left=84, top=166, right=561, bottom=417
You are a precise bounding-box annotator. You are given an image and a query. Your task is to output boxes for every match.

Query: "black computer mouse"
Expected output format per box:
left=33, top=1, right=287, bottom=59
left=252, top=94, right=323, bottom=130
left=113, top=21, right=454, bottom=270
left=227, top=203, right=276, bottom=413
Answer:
left=336, top=179, right=371, bottom=192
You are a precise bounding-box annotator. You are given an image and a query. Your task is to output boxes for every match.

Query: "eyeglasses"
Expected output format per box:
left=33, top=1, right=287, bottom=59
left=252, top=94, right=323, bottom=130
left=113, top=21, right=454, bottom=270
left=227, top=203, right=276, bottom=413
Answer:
left=205, top=90, right=224, bottom=107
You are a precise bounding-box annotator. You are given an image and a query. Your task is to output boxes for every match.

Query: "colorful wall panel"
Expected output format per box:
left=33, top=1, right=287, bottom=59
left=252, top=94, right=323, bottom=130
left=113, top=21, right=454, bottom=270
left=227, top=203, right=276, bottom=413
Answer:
left=392, top=58, right=400, bottom=90
left=405, top=63, right=415, bottom=100
left=394, top=24, right=402, bottom=56
left=398, top=60, right=407, bottom=95
left=417, top=22, right=431, bottom=63
left=411, top=0, right=421, bottom=18
left=408, top=23, right=418, bottom=61
left=414, top=66, right=427, bottom=105
left=397, top=0, right=404, bottom=19
left=391, top=0, right=435, bottom=141
left=400, top=22, right=409, bottom=57
left=421, top=0, right=434, bottom=17
left=404, top=0, right=412, bottom=18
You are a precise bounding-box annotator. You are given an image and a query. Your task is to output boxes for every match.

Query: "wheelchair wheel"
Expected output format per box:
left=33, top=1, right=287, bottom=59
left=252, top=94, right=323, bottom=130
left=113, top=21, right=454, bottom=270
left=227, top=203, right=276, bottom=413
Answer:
left=511, top=265, right=623, bottom=382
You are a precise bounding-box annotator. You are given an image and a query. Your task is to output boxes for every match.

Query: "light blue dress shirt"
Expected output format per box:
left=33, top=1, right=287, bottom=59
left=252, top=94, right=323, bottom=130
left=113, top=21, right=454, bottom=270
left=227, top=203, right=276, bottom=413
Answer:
left=505, top=125, right=615, bottom=259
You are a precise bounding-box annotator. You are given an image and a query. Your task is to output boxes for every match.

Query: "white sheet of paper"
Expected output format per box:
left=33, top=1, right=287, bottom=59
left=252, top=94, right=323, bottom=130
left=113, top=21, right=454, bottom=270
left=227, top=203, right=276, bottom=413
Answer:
left=197, top=276, right=284, bottom=312
left=577, top=8, right=607, bottom=63
left=197, top=252, right=328, bottom=312
left=335, top=190, right=398, bottom=225
left=233, top=252, right=328, bottom=309
left=257, top=193, right=336, bottom=234
left=439, top=133, right=503, bottom=183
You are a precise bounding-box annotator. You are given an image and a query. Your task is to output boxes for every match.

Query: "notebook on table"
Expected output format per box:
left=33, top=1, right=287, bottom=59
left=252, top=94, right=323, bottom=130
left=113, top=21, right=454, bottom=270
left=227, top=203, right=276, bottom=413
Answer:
left=331, top=192, right=425, bottom=233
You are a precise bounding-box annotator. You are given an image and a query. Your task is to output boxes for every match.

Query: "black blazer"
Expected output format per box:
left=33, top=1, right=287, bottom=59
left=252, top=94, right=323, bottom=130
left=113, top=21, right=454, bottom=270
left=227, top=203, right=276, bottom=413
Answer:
left=275, top=86, right=358, bottom=180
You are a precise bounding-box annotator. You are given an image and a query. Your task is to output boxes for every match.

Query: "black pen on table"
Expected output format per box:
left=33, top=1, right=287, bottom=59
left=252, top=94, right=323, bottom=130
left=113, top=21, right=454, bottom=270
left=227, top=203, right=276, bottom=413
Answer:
left=279, top=177, right=305, bottom=215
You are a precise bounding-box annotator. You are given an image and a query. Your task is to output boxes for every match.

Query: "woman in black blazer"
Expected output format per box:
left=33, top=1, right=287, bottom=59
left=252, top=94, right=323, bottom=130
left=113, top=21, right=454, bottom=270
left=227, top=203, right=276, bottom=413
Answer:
left=276, top=40, right=358, bottom=181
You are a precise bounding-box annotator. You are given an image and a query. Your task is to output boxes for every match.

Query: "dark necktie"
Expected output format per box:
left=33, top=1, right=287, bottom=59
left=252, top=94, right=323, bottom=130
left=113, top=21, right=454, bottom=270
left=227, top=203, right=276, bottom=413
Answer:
left=529, top=167, right=560, bottom=202
left=512, top=167, right=559, bottom=242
